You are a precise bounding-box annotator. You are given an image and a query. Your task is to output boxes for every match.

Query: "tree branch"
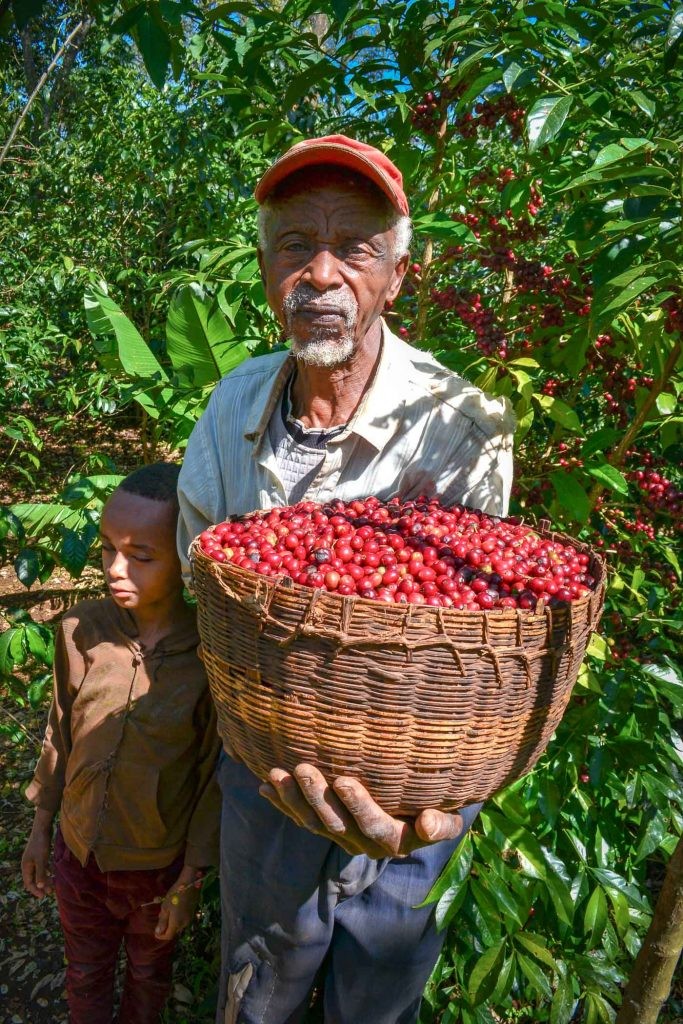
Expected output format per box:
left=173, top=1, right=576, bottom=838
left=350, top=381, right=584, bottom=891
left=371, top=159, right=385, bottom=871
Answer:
left=615, top=835, right=683, bottom=1024
left=0, top=18, right=86, bottom=170
left=43, top=17, right=94, bottom=130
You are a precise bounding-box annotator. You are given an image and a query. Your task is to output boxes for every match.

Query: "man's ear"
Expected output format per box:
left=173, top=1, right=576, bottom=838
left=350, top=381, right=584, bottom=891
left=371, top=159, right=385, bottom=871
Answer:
left=387, top=252, right=410, bottom=303
left=257, top=247, right=267, bottom=287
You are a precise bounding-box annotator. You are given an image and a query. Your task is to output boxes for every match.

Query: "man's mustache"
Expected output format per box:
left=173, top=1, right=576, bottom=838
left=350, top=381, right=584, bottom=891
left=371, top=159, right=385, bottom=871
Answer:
left=283, top=285, right=357, bottom=320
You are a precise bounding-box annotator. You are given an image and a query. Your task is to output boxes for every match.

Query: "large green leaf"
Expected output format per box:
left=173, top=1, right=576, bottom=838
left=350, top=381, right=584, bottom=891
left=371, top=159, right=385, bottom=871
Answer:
left=550, top=471, right=591, bottom=523
left=468, top=938, right=507, bottom=1005
left=165, top=285, right=250, bottom=387
left=527, top=95, right=573, bottom=153
left=84, top=288, right=168, bottom=382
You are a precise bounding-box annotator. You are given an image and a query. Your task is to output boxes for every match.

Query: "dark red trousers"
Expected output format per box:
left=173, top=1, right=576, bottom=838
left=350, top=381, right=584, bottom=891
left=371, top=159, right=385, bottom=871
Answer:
left=54, top=829, right=182, bottom=1024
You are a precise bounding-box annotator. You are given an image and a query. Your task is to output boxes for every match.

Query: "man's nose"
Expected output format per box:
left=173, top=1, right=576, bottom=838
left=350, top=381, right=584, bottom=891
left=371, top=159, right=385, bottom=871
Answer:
left=302, top=248, right=344, bottom=291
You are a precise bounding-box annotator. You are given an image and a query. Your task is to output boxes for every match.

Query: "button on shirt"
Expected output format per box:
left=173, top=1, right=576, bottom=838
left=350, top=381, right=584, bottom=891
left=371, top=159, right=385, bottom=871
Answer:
left=177, top=321, right=515, bottom=572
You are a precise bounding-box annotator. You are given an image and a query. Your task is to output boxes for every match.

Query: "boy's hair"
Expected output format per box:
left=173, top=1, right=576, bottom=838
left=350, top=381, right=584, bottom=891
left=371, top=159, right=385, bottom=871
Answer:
left=117, top=463, right=180, bottom=512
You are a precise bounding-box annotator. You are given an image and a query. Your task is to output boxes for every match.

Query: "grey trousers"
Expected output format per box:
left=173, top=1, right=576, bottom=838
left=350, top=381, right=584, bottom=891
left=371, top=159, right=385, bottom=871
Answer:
left=216, top=754, right=480, bottom=1024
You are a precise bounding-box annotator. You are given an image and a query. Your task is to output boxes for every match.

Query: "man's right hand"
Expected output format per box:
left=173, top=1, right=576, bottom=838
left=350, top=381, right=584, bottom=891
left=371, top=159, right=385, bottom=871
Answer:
left=21, top=819, right=54, bottom=899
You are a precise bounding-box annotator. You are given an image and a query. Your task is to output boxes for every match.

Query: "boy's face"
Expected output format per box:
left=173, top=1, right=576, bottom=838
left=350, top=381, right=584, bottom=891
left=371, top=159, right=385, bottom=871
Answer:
left=100, top=489, right=182, bottom=616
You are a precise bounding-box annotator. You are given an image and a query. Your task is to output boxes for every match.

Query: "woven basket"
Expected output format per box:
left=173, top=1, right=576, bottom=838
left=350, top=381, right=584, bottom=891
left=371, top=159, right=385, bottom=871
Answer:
left=192, top=525, right=605, bottom=815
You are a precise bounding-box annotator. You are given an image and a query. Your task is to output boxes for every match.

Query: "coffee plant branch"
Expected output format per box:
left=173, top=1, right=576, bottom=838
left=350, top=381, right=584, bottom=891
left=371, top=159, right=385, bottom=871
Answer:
left=588, top=338, right=682, bottom=507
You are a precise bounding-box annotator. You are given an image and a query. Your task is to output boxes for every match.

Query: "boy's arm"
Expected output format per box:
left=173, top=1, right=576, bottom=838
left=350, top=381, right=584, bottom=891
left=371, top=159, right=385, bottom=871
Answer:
left=183, top=686, right=222, bottom=870
left=21, top=807, right=55, bottom=898
left=26, top=618, right=82, bottom=813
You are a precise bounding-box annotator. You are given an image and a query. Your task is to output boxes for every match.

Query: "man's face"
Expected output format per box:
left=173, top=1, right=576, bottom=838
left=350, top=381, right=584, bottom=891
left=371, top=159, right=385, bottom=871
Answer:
left=258, top=177, right=408, bottom=367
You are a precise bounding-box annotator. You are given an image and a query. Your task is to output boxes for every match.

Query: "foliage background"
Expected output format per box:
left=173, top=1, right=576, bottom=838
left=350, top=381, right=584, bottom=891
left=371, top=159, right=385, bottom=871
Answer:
left=1, top=1, right=681, bottom=1022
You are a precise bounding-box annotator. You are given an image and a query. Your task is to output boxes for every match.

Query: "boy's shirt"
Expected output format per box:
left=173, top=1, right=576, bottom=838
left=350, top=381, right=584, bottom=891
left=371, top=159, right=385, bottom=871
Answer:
left=27, top=597, right=221, bottom=872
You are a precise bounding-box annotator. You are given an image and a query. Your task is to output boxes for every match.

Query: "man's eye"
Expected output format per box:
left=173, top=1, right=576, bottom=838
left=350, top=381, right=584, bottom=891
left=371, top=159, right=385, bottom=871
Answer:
left=132, top=555, right=152, bottom=563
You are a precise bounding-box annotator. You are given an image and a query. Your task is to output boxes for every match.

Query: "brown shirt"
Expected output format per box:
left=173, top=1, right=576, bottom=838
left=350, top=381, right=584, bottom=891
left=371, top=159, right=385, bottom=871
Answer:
left=26, top=597, right=221, bottom=872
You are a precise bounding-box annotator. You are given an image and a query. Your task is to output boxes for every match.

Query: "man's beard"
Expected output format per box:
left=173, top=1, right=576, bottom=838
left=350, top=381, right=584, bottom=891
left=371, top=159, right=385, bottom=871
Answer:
left=282, top=284, right=358, bottom=368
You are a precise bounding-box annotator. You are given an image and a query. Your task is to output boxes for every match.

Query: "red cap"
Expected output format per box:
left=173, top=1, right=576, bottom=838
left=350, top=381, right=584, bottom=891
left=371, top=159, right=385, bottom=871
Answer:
left=255, top=134, right=409, bottom=216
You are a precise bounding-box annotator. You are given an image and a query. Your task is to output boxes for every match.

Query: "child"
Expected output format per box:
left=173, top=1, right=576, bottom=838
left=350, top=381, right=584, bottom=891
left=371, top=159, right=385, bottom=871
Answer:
left=21, top=463, right=221, bottom=1024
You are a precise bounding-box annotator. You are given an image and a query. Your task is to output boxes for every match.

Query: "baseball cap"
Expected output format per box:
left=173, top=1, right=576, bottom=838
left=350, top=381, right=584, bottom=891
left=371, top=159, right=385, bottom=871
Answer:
left=254, top=134, right=409, bottom=216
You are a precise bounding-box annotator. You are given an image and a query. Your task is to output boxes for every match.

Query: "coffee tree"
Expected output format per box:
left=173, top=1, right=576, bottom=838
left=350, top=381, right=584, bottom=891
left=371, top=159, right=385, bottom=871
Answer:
left=1, top=1, right=682, bottom=1021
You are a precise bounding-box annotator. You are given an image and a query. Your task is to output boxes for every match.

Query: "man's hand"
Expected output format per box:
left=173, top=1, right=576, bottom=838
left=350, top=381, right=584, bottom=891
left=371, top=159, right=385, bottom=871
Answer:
left=21, top=815, right=54, bottom=899
left=154, top=866, right=202, bottom=942
left=259, top=764, right=464, bottom=859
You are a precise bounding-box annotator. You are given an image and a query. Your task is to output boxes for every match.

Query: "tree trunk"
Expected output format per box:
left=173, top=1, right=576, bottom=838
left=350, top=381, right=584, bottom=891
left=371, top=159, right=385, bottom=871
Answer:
left=615, top=835, right=683, bottom=1024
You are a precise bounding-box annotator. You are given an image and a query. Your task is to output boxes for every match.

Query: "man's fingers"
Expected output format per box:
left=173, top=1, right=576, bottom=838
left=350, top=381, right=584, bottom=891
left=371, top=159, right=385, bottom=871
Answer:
left=260, top=773, right=323, bottom=834
left=292, top=764, right=352, bottom=836
left=415, top=809, right=464, bottom=844
left=332, top=777, right=407, bottom=856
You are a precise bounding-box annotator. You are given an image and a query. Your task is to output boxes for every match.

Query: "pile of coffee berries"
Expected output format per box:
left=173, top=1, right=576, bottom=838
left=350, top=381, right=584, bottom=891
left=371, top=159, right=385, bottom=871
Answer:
left=199, top=497, right=598, bottom=610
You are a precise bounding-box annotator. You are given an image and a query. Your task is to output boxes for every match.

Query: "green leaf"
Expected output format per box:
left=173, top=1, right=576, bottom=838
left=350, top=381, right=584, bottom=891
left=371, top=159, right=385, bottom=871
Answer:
left=412, top=212, right=477, bottom=244
left=666, top=4, right=683, bottom=52
left=14, top=548, right=40, bottom=588
left=514, top=931, right=558, bottom=970
left=134, top=11, right=172, bottom=89
left=85, top=288, right=168, bottom=382
left=550, top=472, right=591, bottom=524
left=517, top=951, right=553, bottom=998
left=527, top=95, right=573, bottom=153
left=534, top=395, right=582, bottom=432
left=600, top=276, right=659, bottom=318
left=630, top=91, right=656, bottom=118
left=591, top=869, right=651, bottom=912
left=468, top=938, right=507, bottom=1005
left=166, top=285, right=250, bottom=387
left=502, top=60, right=524, bottom=92
left=656, top=393, right=677, bottom=416
left=584, top=887, right=608, bottom=948
left=550, top=975, right=575, bottom=1024
left=585, top=463, right=629, bottom=495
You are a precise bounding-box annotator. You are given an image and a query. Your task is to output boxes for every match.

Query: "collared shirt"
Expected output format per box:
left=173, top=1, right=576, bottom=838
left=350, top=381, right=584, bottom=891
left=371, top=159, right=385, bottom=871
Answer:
left=177, top=321, right=515, bottom=573
left=26, top=598, right=221, bottom=872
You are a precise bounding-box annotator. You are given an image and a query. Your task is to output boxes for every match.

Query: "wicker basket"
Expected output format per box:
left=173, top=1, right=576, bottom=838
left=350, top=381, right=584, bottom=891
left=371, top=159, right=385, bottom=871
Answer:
left=192, top=525, right=605, bottom=815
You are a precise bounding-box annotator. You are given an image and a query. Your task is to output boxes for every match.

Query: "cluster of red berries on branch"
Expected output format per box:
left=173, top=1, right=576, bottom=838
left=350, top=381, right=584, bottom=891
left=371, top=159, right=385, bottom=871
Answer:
left=198, top=497, right=598, bottom=610
left=430, top=287, right=508, bottom=357
left=455, top=94, right=526, bottom=140
left=662, top=294, right=683, bottom=334
left=627, top=468, right=682, bottom=519
left=411, top=90, right=441, bottom=134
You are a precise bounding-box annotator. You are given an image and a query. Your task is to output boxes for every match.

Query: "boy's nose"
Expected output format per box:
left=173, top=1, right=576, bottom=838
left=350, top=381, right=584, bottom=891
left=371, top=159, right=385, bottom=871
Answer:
left=108, top=553, right=128, bottom=579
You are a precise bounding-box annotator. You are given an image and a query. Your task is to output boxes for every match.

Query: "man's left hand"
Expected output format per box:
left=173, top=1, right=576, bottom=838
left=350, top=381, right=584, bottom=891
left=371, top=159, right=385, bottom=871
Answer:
left=259, top=764, right=464, bottom=859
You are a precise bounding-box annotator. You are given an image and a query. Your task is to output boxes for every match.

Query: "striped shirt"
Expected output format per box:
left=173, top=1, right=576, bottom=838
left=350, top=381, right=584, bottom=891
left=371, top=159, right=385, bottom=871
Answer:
left=177, top=321, right=515, bottom=573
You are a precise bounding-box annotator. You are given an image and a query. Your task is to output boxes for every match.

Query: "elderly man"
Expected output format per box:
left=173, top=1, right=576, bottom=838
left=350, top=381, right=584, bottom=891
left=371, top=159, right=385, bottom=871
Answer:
left=178, top=135, right=514, bottom=1024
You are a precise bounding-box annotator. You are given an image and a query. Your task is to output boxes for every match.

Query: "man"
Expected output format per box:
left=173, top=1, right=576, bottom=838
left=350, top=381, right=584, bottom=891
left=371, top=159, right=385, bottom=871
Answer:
left=177, top=135, right=514, bottom=1024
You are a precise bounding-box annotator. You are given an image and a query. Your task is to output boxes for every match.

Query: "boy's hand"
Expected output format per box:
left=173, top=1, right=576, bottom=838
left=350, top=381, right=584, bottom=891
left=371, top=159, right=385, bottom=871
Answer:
left=259, top=764, right=465, bottom=859
left=21, top=825, right=54, bottom=899
left=154, top=866, right=202, bottom=942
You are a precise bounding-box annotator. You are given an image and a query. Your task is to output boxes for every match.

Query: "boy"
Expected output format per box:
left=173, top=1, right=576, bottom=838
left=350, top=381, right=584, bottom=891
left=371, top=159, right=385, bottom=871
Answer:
left=21, top=463, right=220, bottom=1024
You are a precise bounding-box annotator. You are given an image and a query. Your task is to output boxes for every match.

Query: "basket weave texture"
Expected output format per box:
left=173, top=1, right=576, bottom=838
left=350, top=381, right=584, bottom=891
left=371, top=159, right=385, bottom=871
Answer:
left=192, top=526, right=605, bottom=815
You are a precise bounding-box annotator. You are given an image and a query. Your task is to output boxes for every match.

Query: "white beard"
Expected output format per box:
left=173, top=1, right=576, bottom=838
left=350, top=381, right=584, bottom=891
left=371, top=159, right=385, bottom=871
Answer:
left=283, top=284, right=359, bottom=368
left=291, top=334, right=356, bottom=367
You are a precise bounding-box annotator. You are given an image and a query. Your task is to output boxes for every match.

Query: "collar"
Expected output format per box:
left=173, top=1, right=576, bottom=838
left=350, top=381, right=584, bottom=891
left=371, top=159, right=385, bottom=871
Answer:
left=104, top=598, right=200, bottom=657
left=243, top=320, right=410, bottom=454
